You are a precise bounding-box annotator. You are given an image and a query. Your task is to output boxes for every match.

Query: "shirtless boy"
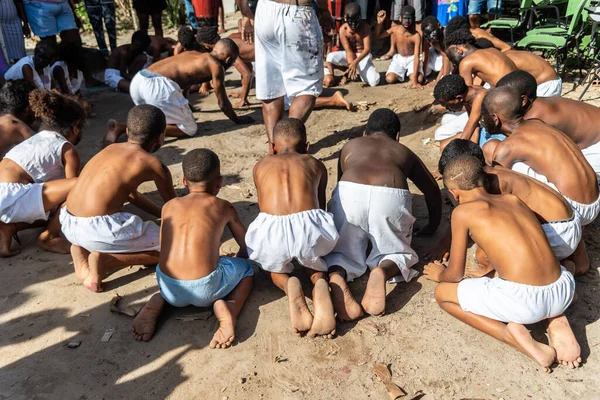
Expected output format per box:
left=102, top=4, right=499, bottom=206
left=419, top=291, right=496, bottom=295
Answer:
left=497, top=70, right=600, bottom=177
left=375, top=7, right=423, bottom=87
left=424, top=156, right=580, bottom=371
left=421, top=16, right=451, bottom=87
left=444, top=29, right=516, bottom=87
left=445, top=16, right=511, bottom=52
left=61, top=105, right=177, bottom=292
left=324, top=3, right=380, bottom=88
left=0, top=80, right=36, bottom=158
left=104, top=31, right=152, bottom=93
left=326, top=108, right=441, bottom=320
left=132, top=149, right=253, bottom=347
left=246, top=118, right=338, bottom=338
left=104, top=39, right=253, bottom=145
left=148, top=35, right=177, bottom=61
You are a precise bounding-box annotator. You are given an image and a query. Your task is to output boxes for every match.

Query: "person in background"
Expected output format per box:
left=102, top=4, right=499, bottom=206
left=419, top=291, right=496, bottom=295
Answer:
left=83, top=0, right=117, bottom=59
left=467, top=0, right=501, bottom=28
left=0, top=0, right=30, bottom=63
left=133, top=0, right=166, bottom=37
left=432, top=0, right=466, bottom=26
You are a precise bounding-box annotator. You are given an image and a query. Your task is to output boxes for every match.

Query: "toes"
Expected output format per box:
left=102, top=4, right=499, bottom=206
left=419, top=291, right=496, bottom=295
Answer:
left=0, top=249, right=20, bottom=258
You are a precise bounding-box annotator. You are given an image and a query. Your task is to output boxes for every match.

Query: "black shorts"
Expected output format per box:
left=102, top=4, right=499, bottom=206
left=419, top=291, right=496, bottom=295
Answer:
left=133, top=0, right=167, bottom=15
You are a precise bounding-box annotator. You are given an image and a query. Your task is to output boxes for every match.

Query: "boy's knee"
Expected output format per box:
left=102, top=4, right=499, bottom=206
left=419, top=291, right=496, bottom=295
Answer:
left=385, top=74, right=397, bottom=84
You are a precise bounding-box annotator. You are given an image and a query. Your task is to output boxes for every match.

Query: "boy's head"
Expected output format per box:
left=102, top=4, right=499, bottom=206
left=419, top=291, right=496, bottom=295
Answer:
left=58, top=41, right=83, bottom=70
left=438, top=139, right=484, bottom=175
left=178, top=25, right=198, bottom=51
left=0, top=79, right=37, bottom=123
left=444, top=29, right=476, bottom=66
left=344, top=3, right=362, bottom=31
left=29, top=89, right=88, bottom=144
left=182, top=148, right=222, bottom=192
left=131, top=30, right=152, bottom=53
left=33, top=42, right=56, bottom=71
left=481, top=86, right=523, bottom=134
left=364, top=108, right=401, bottom=140
left=211, top=38, right=239, bottom=71
left=474, top=37, right=494, bottom=49
left=496, top=70, right=538, bottom=109
left=443, top=156, right=487, bottom=201
left=272, top=118, right=308, bottom=154
left=126, top=104, right=166, bottom=151
left=433, top=75, right=469, bottom=112
left=444, top=16, right=470, bottom=37
left=421, top=16, right=443, bottom=45
left=400, top=6, right=416, bottom=30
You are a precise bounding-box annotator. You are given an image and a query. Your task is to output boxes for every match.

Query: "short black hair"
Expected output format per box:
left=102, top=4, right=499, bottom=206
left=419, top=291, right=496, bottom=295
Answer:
left=434, top=74, right=468, bottom=102
left=444, top=16, right=470, bottom=37
left=273, top=118, right=307, bottom=143
left=438, top=139, right=485, bottom=174
left=33, top=41, right=56, bottom=68
left=365, top=108, right=401, bottom=139
left=445, top=28, right=476, bottom=47
left=401, top=5, right=415, bottom=16
left=344, top=2, right=360, bottom=17
left=183, top=148, right=220, bottom=183
left=475, top=37, right=494, bottom=49
left=215, top=37, right=239, bottom=58
left=126, top=104, right=167, bottom=143
left=0, top=79, right=36, bottom=116
left=496, top=70, right=538, bottom=101
left=58, top=40, right=83, bottom=69
left=29, top=89, right=88, bottom=135
left=482, top=86, right=524, bottom=121
left=132, top=30, right=151, bottom=50
left=421, top=15, right=440, bottom=30
left=178, top=25, right=197, bottom=50
left=443, top=155, right=486, bottom=190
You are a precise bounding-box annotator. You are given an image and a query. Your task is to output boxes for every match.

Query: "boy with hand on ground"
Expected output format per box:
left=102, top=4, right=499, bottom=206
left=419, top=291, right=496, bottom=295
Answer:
left=132, top=149, right=254, bottom=347
left=246, top=118, right=338, bottom=338
left=61, top=105, right=176, bottom=292
left=104, top=31, right=152, bottom=93
left=424, top=156, right=580, bottom=371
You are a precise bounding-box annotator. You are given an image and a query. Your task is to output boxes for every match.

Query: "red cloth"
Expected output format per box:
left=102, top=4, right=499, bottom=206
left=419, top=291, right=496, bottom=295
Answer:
left=191, top=0, right=219, bottom=18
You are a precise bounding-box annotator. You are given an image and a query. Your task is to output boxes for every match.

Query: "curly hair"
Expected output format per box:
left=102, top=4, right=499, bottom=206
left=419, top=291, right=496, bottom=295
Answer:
left=445, top=28, right=476, bottom=48
left=496, top=70, right=538, bottom=101
left=127, top=104, right=167, bottom=144
left=29, top=89, right=88, bottom=135
left=365, top=108, right=401, bottom=139
left=0, top=79, right=36, bottom=116
left=178, top=25, right=197, bottom=50
left=434, top=75, right=468, bottom=102
left=183, top=148, right=220, bottom=183
left=444, top=16, right=470, bottom=37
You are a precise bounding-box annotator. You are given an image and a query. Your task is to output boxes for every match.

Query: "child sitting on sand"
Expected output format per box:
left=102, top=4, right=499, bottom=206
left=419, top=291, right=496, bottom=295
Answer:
left=132, top=149, right=254, bottom=346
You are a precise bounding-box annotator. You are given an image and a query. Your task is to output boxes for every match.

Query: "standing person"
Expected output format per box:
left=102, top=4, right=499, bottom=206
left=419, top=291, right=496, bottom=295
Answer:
left=83, top=0, right=117, bottom=59
left=433, top=0, right=466, bottom=26
left=191, top=0, right=222, bottom=48
left=467, top=0, right=501, bottom=28
left=22, top=0, right=79, bottom=45
left=184, top=0, right=198, bottom=28
left=236, top=0, right=333, bottom=147
left=0, top=0, right=30, bottom=62
left=133, top=0, right=166, bottom=37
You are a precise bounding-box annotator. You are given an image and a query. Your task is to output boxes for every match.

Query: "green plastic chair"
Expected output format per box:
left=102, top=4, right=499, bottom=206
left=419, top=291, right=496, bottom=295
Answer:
left=525, top=0, right=588, bottom=35
left=481, top=0, right=534, bottom=44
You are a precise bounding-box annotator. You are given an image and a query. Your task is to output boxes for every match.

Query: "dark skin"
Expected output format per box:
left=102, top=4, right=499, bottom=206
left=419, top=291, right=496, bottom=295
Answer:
left=21, top=59, right=54, bottom=89
left=148, top=36, right=177, bottom=61
left=0, top=115, right=35, bottom=158
left=106, top=42, right=150, bottom=92
left=449, top=46, right=516, bottom=87
left=470, top=27, right=511, bottom=52
left=13, top=0, right=31, bottom=42
left=422, top=35, right=451, bottom=87
left=324, top=18, right=372, bottom=86
left=53, top=62, right=81, bottom=95
left=504, top=50, right=558, bottom=86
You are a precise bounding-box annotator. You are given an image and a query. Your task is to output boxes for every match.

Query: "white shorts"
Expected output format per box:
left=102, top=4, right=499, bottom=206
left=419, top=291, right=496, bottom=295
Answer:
left=325, top=51, right=380, bottom=87
left=104, top=68, right=124, bottom=90
left=386, top=53, right=423, bottom=81
left=457, top=266, right=575, bottom=324
left=511, top=161, right=600, bottom=225
left=542, top=213, right=582, bottom=260
left=254, top=0, right=323, bottom=101
left=536, top=77, right=562, bottom=97
left=581, top=140, right=600, bottom=181
left=0, top=182, right=47, bottom=224
left=59, top=207, right=160, bottom=253
left=434, top=111, right=469, bottom=141
left=324, top=181, right=419, bottom=283
left=246, top=209, right=339, bottom=273
left=129, top=69, right=197, bottom=136
left=425, top=47, right=443, bottom=76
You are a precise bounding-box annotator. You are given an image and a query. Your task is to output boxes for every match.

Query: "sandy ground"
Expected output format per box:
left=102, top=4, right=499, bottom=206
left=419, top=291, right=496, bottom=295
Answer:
left=2, top=19, right=600, bottom=400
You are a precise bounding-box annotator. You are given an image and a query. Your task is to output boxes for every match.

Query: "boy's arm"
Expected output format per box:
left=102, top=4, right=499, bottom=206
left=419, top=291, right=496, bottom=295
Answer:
left=407, top=150, right=442, bottom=234
left=53, top=66, right=71, bottom=94
left=211, top=63, right=253, bottom=124
left=152, top=161, right=177, bottom=204
left=128, top=190, right=162, bottom=218
left=459, top=91, right=485, bottom=140
left=21, top=64, right=36, bottom=85
left=410, top=34, right=423, bottom=88
left=232, top=58, right=253, bottom=108
left=474, top=28, right=511, bottom=52
left=339, top=32, right=356, bottom=64
left=375, top=11, right=391, bottom=39
left=14, top=0, right=30, bottom=38
left=318, top=161, right=328, bottom=210
left=62, top=145, right=81, bottom=179
left=351, top=25, right=372, bottom=65
left=422, top=41, right=431, bottom=78
left=424, top=208, right=468, bottom=282
left=226, top=202, right=249, bottom=258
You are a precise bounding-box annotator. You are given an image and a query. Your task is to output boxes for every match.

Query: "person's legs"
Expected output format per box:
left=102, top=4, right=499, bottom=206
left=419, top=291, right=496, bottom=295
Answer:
left=103, top=119, right=127, bottom=146
left=84, top=0, right=108, bottom=57
left=184, top=0, right=197, bottom=28
left=262, top=97, right=285, bottom=147
left=288, top=95, right=316, bottom=125
left=565, top=239, right=589, bottom=276
left=132, top=293, right=166, bottom=341
left=467, top=0, right=484, bottom=28
left=137, top=12, right=150, bottom=33
left=37, top=208, right=70, bottom=254
left=83, top=250, right=161, bottom=292
left=151, top=12, right=163, bottom=37
left=329, top=266, right=364, bottom=321
left=165, top=125, right=191, bottom=138
left=0, top=221, right=42, bottom=257
left=218, top=0, right=225, bottom=33
left=435, top=282, right=556, bottom=370
left=270, top=271, right=314, bottom=336
left=210, top=275, right=254, bottom=349
left=304, top=268, right=336, bottom=338
left=103, top=1, right=117, bottom=51
left=547, top=314, right=581, bottom=368
left=361, top=259, right=399, bottom=316
left=314, top=92, right=353, bottom=111
left=41, top=178, right=77, bottom=211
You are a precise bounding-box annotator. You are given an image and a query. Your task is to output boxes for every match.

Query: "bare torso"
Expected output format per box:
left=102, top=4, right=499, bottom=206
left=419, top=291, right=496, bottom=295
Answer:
left=106, top=45, right=135, bottom=71
left=148, top=51, right=216, bottom=88
left=0, top=115, right=34, bottom=158
left=392, top=26, right=419, bottom=57
left=149, top=36, right=176, bottom=60
left=504, top=50, right=558, bottom=85
left=461, top=48, right=516, bottom=87
left=340, top=23, right=368, bottom=54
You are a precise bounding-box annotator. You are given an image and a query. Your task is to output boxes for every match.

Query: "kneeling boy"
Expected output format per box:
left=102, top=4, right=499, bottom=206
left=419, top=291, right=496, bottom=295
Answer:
left=132, top=149, right=253, bottom=346
left=425, top=156, right=580, bottom=371
left=246, top=119, right=338, bottom=338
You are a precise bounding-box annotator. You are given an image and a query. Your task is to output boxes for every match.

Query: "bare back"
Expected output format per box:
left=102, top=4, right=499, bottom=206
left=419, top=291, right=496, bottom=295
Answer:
left=0, top=115, right=34, bottom=158
left=492, top=120, right=598, bottom=203
left=526, top=97, right=600, bottom=149
left=106, top=45, right=134, bottom=71
left=66, top=143, right=170, bottom=217
left=461, top=48, right=516, bottom=87
left=148, top=51, right=217, bottom=88
left=254, top=153, right=326, bottom=215
left=504, top=50, right=558, bottom=84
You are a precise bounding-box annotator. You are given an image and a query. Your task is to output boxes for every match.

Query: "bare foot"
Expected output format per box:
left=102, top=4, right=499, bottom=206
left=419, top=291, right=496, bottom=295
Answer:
left=228, top=92, right=242, bottom=99
left=132, top=293, right=165, bottom=341
left=361, top=267, right=387, bottom=316
left=199, top=82, right=210, bottom=96
left=37, top=231, right=70, bottom=254
left=329, top=273, right=364, bottom=321
left=0, top=222, right=19, bottom=257
left=233, top=99, right=249, bottom=108
left=102, top=119, right=122, bottom=147
left=210, top=299, right=236, bottom=349
left=507, top=323, right=556, bottom=372
left=71, top=245, right=90, bottom=281
left=332, top=91, right=354, bottom=111
left=84, top=252, right=105, bottom=292
left=307, top=278, right=336, bottom=338
left=547, top=315, right=582, bottom=368
left=287, top=276, right=313, bottom=336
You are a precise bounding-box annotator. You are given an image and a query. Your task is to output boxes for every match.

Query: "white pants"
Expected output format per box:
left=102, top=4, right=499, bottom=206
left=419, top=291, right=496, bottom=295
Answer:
left=581, top=140, right=600, bottom=181
left=0, top=182, right=47, bottom=224
left=542, top=213, right=582, bottom=260
left=458, top=267, right=575, bottom=324
left=254, top=0, right=323, bottom=101
left=60, top=207, right=160, bottom=253
left=425, top=47, right=443, bottom=75
left=130, top=69, right=197, bottom=136
left=434, top=111, right=469, bottom=141
left=104, top=68, right=124, bottom=90
left=325, top=51, right=380, bottom=87
left=246, top=209, right=339, bottom=273
left=537, top=77, right=562, bottom=97
left=386, top=53, right=423, bottom=81
left=324, top=181, right=419, bottom=283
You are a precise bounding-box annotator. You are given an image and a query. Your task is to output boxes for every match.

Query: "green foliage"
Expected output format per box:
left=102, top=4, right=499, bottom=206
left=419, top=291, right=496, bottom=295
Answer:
left=74, top=2, right=93, bottom=33
left=165, top=0, right=186, bottom=28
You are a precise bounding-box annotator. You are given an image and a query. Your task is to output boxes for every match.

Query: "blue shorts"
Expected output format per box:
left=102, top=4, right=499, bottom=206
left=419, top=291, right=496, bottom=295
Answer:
left=478, top=125, right=505, bottom=147
left=468, top=0, right=502, bottom=15
left=24, top=0, right=77, bottom=38
left=156, top=257, right=254, bottom=308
